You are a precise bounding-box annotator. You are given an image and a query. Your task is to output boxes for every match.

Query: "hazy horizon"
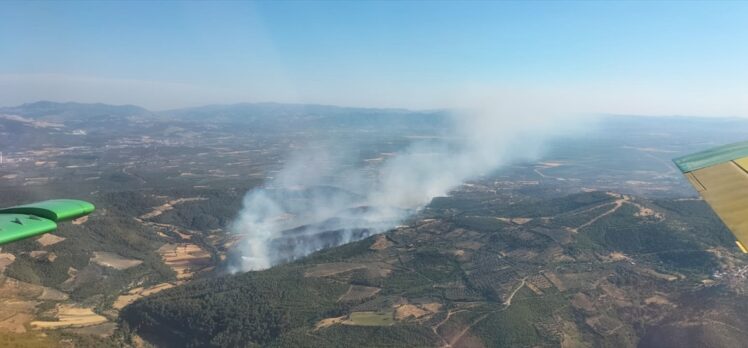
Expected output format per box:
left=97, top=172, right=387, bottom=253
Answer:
left=2, top=1, right=748, bottom=117
left=5, top=99, right=748, bottom=120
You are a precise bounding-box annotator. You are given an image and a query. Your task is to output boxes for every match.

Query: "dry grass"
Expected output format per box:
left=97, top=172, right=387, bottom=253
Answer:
left=64, top=322, right=117, bottom=337
left=314, top=316, right=346, bottom=330
left=139, top=197, right=207, bottom=219
left=497, top=217, right=533, bottom=225
left=370, top=235, right=392, bottom=250
left=584, top=315, right=623, bottom=336
left=393, top=301, right=442, bottom=321
left=158, top=244, right=211, bottom=280
left=544, top=272, right=566, bottom=292
left=455, top=241, right=483, bottom=250
left=637, top=267, right=679, bottom=281
left=344, top=311, right=394, bottom=326
left=0, top=277, right=71, bottom=333
left=30, top=305, right=108, bottom=329
left=571, top=293, right=595, bottom=313
left=304, top=263, right=366, bottom=277
left=0, top=331, right=58, bottom=347
left=394, top=305, right=429, bottom=320
left=112, top=283, right=175, bottom=310
left=606, top=252, right=630, bottom=262
left=644, top=294, right=673, bottom=306
left=338, top=285, right=380, bottom=302
left=0, top=313, right=34, bottom=334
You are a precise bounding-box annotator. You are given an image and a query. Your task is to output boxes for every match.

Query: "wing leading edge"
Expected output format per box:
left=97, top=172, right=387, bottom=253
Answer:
left=0, top=199, right=94, bottom=245
left=674, top=141, right=748, bottom=253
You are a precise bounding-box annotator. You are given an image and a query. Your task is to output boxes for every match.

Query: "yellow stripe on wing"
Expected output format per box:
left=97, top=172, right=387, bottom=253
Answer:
left=733, top=156, right=748, bottom=173
left=736, top=241, right=748, bottom=254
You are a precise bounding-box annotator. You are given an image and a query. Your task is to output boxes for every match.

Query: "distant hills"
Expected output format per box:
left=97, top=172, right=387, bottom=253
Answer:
left=6, top=101, right=748, bottom=133
left=0, top=101, right=152, bottom=122
left=0, top=101, right=447, bottom=129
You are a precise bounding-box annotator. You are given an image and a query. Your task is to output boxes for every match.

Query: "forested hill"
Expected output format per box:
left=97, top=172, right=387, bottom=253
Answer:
left=121, top=190, right=748, bottom=347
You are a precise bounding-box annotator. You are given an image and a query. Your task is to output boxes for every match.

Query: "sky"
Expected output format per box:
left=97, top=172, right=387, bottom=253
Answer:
left=1, top=1, right=747, bottom=116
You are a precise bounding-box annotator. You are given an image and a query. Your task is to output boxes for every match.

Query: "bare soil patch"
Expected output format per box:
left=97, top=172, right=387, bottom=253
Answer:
left=71, top=216, right=89, bottom=225
left=91, top=252, right=143, bottom=270
left=37, top=288, right=68, bottom=301
left=0, top=253, right=15, bottom=271
left=36, top=234, right=65, bottom=247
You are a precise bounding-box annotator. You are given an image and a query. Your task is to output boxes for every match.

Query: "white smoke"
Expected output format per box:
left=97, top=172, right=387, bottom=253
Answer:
left=229, top=104, right=588, bottom=272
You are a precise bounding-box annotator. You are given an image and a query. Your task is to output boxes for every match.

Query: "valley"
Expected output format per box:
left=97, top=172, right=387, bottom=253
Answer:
left=0, top=102, right=746, bottom=347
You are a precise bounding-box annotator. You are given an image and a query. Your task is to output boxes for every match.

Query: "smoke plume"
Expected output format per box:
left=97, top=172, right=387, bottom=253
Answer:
left=229, top=105, right=585, bottom=272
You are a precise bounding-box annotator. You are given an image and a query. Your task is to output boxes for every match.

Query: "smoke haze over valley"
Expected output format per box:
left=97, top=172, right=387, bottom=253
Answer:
left=229, top=107, right=589, bottom=271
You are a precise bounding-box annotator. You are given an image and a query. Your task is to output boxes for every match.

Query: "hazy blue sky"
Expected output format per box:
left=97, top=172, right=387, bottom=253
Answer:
left=1, top=1, right=747, bottom=115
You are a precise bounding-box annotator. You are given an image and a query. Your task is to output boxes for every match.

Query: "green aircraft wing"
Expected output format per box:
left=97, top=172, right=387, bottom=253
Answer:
left=0, top=199, right=95, bottom=245
left=674, top=141, right=748, bottom=253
